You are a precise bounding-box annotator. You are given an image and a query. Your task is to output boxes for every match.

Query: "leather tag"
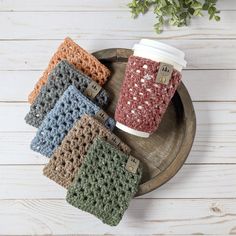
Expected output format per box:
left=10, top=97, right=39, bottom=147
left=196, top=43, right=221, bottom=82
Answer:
left=109, top=136, right=121, bottom=147
left=125, top=156, right=140, bottom=174
left=94, top=110, right=109, bottom=124
left=84, top=81, right=102, bottom=99
left=156, top=62, right=173, bottom=85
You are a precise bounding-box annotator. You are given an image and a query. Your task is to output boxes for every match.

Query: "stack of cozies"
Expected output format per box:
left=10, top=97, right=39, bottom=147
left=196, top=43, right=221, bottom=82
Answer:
left=25, top=37, right=142, bottom=226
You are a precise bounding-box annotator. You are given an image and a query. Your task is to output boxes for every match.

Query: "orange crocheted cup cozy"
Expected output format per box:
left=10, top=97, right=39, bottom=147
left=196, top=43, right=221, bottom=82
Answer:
left=28, top=37, right=111, bottom=103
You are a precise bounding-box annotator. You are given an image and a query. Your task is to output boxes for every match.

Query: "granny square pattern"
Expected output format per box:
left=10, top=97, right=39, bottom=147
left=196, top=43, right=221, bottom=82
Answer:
left=28, top=37, right=111, bottom=103
left=66, top=138, right=142, bottom=226
left=43, top=114, right=130, bottom=189
left=115, top=55, right=182, bottom=134
left=25, top=60, right=109, bottom=128
left=31, top=85, right=115, bottom=157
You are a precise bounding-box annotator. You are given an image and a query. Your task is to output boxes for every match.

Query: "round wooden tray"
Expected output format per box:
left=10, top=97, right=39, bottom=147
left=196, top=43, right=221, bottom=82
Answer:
left=93, top=48, right=196, bottom=196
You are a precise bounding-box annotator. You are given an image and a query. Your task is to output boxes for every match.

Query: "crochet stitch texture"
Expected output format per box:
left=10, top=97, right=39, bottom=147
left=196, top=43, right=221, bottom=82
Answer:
left=25, top=60, right=109, bottom=128
left=43, top=114, right=130, bottom=189
left=28, top=37, right=111, bottom=103
left=66, top=138, right=142, bottom=226
left=31, top=85, right=115, bottom=157
left=115, top=55, right=182, bottom=134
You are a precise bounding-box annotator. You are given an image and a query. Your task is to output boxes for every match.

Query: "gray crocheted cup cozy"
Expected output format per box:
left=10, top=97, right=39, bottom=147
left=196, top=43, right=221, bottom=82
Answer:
left=25, top=60, right=109, bottom=128
left=66, top=137, right=142, bottom=226
left=30, top=85, right=115, bottom=157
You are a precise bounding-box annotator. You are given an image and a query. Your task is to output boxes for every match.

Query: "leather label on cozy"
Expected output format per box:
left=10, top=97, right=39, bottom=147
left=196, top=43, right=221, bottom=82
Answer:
left=84, top=80, right=102, bottom=99
left=94, top=109, right=109, bottom=124
left=109, top=136, right=121, bottom=147
left=156, top=62, right=174, bottom=85
left=125, top=156, right=140, bottom=174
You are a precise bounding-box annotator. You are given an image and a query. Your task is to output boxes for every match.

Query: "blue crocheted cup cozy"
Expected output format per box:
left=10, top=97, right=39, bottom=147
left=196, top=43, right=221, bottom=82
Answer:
left=30, top=85, right=115, bottom=157
left=25, top=60, right=109, bottom=128
left=66, top=137, right=142, bottom=226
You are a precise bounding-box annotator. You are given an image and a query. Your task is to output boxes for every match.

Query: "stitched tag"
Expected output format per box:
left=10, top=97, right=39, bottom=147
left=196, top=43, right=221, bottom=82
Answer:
left=156, top=62, right=173, bottom=85
left=109, top=136, right=121, bottom=147
left=125, top=156, right=140, bottom=174
left=94, top=110, right=109, bottom=124
left=84, top=80, right=102, bottom=99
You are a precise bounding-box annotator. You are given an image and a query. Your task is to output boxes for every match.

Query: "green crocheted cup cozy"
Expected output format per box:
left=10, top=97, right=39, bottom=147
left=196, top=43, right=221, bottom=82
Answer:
left=66, top=137, right=142, bottom=226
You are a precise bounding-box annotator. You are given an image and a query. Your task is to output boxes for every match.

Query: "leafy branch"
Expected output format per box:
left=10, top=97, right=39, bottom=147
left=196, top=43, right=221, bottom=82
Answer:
left=128, top=0, right=220, bottom=33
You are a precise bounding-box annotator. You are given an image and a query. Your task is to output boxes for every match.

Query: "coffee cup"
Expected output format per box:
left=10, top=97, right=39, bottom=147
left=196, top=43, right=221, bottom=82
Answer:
left=115, top=39, right=187, bottom=138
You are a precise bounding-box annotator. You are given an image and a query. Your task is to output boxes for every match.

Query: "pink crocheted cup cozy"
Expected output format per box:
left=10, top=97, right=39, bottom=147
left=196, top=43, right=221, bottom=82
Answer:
left=115, top=55, right=182, bottom=137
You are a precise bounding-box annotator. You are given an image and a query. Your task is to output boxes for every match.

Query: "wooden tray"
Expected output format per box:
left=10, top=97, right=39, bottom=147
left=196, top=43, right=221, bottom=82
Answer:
left=93, top=48, right=196, bottom=196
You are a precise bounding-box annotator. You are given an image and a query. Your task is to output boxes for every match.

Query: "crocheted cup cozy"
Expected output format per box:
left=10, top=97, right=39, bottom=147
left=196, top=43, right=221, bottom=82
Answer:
left=66, top=138, right=142, bottom=226
left=25, top=60, right=109, bottom=128
left=31, top=85, right=115, bottom=157
left=115, top=55, right=182, bottom=137
left=28, top=37, right=111, bottom=103
left=43, top=114, right=130, bottom=189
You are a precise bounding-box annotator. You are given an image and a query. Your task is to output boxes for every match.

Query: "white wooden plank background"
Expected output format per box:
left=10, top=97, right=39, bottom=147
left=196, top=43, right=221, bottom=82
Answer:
left=0, top=11, right=236, bottom=39
left=0, top=0, right=235, bottom=11
left=0, top=0, right=235, bottom=235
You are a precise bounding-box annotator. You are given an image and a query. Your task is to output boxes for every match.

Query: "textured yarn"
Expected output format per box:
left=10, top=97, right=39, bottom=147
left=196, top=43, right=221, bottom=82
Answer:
left=115, top=55, right=182, bottom=134
left=28, top=37, right=111, bottom=103
left=31, top=85, right=115, bottom=157
left=25, top=60, right=109, bottom=128
left=66, top=138, right=142, bottom=226
left=43, top=114, right=130, bottom=189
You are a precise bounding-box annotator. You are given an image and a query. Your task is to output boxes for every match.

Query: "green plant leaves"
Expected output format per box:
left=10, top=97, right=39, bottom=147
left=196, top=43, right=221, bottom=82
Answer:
left=128, top=0, right=220, bottom=33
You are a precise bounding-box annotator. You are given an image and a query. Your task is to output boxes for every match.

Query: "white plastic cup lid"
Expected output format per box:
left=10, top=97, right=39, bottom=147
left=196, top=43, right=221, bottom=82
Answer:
left=133, top=39, right=187, bottom=69
left=140, top=39, right=185, bottom=58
